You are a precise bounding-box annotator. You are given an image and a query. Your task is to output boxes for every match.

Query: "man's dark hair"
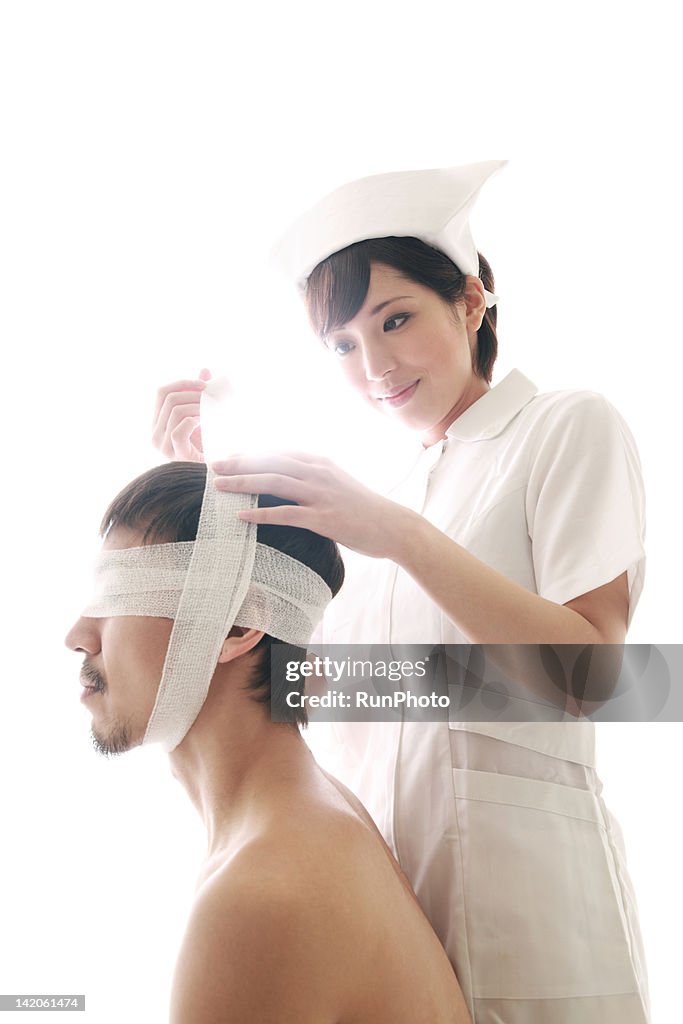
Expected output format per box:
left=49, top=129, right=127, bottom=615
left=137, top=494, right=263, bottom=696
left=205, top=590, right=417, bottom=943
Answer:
left=99, top=462, right=345, bottom=728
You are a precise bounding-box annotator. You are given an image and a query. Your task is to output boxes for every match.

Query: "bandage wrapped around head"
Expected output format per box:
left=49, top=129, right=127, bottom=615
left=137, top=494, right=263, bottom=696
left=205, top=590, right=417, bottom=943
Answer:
left=82, top=380, right=332, bottom=752
left=271, top=159, right=506, bottom=308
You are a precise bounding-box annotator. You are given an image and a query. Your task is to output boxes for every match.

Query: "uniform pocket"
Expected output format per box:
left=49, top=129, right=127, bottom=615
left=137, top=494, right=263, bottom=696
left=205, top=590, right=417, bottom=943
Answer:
left=450, top=768, right=642, bottom=1001
left=447, top=718, right=596, bottom=767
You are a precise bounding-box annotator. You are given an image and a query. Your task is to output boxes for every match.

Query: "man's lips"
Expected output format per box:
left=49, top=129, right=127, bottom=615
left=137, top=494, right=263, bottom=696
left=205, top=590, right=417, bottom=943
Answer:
left=80, top=673, right=103, bottom=697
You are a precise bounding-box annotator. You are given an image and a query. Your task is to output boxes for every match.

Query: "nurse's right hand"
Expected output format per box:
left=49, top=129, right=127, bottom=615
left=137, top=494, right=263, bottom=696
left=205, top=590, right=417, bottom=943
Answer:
left=151, top=368, right=211, bottom=462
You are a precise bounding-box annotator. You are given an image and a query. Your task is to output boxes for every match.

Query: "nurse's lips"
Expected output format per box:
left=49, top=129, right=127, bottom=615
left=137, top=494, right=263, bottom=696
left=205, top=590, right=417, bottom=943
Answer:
left=376, top=380, right=419, bottom=408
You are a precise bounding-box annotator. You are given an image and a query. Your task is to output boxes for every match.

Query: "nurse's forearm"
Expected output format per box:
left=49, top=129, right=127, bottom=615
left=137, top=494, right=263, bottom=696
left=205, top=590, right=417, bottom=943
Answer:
left=387, top=510, right=622, bottom=712
left=388, top=509, right=601, bottom=645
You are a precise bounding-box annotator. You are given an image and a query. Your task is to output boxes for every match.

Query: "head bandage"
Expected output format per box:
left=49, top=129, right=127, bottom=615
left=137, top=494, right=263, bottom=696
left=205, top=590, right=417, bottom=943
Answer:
left=82, top=380, right=333, bottom=752
left=271, top=159, right=506, bottom=308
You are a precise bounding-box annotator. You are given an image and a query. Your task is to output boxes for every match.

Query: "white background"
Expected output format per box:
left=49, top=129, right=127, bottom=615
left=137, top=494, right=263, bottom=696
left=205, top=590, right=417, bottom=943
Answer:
left=0, top=2, right=680, bottom=1021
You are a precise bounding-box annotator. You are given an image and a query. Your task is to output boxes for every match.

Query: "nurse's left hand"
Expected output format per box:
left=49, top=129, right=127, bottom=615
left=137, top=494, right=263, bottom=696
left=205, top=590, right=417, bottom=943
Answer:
left=211, top=453, right=410, bottom=559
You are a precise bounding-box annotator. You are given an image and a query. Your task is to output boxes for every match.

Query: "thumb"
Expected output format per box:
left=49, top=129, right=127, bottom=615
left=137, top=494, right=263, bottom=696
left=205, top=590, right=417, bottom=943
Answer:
left=198, top=367, right=212, bottom=381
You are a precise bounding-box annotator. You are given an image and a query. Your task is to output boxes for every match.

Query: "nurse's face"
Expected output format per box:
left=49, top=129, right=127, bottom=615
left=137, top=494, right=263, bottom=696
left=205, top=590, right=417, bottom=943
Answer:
left=323, top=263, right=489, bottom=444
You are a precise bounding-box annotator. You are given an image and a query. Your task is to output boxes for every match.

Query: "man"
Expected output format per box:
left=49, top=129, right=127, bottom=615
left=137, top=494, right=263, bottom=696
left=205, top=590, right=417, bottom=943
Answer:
left=65, top=462, right=470, bottom=1024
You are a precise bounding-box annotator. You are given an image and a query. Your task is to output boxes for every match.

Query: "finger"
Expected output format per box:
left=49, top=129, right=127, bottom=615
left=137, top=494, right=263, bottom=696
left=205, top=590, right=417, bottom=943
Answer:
left=214, top=473, right=313, bottom=502
left=211, top=453, right=318, bottom=480
left=152, top=393, right=203, bottom=448
left=153, top=402, right=202, bottom=452
left=156, top=390, right=204, bottom=424
left=236, top=505, right=313, bottom=529
left=153, top=379, right=206, bottom=422
left=190, top=424, right=203, bottom=451
left=152, top=395, right=202, bottom=448
left=169, top=416, right=203, bottom=462
left=158, top=414, right=199, bottom=460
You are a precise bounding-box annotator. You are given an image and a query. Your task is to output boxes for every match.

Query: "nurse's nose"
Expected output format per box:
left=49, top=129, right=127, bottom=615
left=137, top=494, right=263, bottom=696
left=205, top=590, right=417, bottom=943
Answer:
left=64, top=616, right=102, bottom=655
left=361, top=337, right=398, bottom=381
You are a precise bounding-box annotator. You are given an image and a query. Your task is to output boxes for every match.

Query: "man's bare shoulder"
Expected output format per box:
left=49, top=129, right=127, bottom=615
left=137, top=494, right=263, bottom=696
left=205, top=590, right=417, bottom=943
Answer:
left=200, top=803, right=392, bottom=933
left=170, top=796, right=469, bottom=1024
left=170, top=826, right=370, bottom=1024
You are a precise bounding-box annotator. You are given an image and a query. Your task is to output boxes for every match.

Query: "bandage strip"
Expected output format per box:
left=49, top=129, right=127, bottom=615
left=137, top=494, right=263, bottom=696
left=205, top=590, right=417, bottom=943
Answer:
left=81, top=380, right=332, bottom=752
left=83, top=541, right=332, bottom=641
left=142, top=463, right=258, bottom=750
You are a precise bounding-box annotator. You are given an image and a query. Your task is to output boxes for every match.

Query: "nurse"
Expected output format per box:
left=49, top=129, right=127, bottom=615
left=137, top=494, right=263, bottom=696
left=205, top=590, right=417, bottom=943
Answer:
left=152, top=161, right=650, bottom=1023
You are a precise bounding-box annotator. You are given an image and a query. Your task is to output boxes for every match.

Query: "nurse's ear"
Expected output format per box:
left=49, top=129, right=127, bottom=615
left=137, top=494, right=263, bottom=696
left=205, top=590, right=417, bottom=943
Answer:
left=462, top=276, right=487, bottom=337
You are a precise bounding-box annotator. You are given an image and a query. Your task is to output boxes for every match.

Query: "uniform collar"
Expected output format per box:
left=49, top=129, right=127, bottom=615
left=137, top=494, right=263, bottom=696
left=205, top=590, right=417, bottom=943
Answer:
left=443, top=369, right=538, bottom=442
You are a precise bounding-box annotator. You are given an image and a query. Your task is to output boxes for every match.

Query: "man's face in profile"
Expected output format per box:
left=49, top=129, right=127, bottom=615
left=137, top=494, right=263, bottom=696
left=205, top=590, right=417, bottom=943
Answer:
left=64, top=526, right=173, bottom=756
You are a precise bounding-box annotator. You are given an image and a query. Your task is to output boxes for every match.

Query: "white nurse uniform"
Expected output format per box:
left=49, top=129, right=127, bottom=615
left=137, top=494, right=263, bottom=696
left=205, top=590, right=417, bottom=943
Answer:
left=314, top=369, right=650, bottom=1023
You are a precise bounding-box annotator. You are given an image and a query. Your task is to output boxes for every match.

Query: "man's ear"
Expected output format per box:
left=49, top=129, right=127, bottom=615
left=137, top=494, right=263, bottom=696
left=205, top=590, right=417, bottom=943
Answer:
left=217, top=626, right=265, bottom=664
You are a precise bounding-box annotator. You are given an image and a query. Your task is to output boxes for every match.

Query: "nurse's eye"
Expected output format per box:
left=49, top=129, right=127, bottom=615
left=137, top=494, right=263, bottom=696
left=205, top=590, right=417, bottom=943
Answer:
left=330, top=339, right=354, bottom=357
left=383, top=313, right=410, bottom=332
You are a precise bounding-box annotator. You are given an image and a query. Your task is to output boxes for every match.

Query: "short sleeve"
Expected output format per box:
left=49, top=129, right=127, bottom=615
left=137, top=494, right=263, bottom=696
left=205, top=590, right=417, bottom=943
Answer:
left=525, top=392, right=646, bottom=624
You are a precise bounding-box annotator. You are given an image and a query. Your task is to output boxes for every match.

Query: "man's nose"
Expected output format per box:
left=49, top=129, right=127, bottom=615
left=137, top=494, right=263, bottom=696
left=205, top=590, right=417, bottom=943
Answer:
left=64, top=616, right=101, bottom=654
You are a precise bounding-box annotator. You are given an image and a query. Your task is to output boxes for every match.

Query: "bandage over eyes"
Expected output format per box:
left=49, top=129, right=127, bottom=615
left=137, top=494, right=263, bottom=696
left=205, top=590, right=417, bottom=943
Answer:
left=82, top=380, right=332, bottom=752
left=271, top=159, right=506, bottom=308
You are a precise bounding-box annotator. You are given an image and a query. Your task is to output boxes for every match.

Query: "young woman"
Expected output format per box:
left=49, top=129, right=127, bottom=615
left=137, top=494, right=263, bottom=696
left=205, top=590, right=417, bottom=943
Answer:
left=152, top=161, right=650, bottom=1023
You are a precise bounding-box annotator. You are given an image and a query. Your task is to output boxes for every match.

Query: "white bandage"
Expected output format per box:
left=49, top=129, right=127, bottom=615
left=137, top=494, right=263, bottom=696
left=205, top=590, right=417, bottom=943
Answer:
left=83, top=542, right=331, bottom=642
left=83, top=380, right=332, bottom=751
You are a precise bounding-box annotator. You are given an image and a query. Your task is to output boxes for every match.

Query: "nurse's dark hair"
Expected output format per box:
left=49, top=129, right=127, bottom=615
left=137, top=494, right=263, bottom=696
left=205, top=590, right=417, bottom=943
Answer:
left=305, top=237, right=498, bottom=382
left=98, top=462, right=345, bottom=729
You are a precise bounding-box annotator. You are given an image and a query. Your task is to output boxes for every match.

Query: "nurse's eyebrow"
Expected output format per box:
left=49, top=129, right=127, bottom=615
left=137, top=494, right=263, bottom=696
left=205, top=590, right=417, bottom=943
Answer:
left=369, top=296, right=413, bottom=316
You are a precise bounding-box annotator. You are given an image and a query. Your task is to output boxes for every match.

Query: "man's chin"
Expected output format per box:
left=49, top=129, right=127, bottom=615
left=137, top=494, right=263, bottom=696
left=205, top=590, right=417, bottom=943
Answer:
left=90, top=721, right=137, bottom=758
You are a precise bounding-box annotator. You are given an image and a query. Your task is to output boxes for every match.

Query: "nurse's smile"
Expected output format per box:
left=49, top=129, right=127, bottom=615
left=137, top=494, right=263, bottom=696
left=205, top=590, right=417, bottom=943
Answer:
left=376, top=380, right=420, bottom=407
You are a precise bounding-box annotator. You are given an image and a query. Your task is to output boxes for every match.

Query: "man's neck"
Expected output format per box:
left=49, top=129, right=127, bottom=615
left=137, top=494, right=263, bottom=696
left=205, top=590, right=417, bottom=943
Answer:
left=169, top=707, right=316, bottom=863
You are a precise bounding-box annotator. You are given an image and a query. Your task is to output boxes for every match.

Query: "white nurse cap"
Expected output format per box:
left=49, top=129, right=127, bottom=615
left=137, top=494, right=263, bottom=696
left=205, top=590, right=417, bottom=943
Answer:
left=272, top=159, right=507, bottom=308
